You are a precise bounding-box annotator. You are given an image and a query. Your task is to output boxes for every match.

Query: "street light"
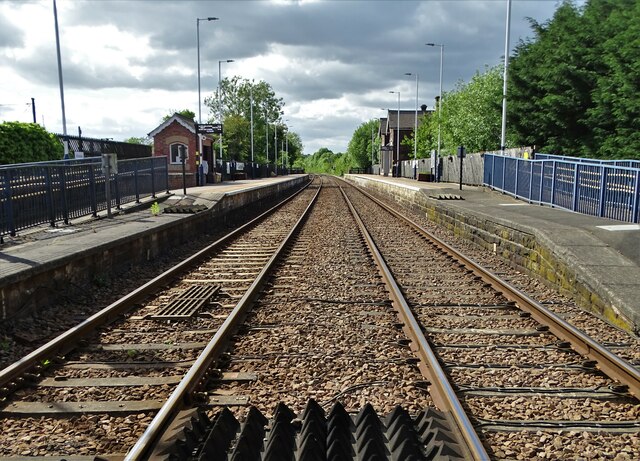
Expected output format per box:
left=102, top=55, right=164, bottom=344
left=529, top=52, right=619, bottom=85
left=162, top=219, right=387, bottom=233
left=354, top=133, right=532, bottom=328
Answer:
left=500, top=0, right=512, bottom=155
left=196, top=16, right=218, bottom=185
left=426, top=42, right=444, bottom=182
left=405, top=72, right=419, bottom=179
left=218, top=59, right=234, bottom=174
left=389, top=91, right=400, bottom=177
left=285, top=121, right=292, bottom=171
left=197, top=17, right=218, bottom=124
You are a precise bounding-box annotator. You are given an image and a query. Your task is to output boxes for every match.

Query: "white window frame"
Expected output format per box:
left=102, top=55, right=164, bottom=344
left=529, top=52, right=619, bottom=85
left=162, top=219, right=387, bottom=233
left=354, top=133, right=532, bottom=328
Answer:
left=170, top=143, right=188, bottom=164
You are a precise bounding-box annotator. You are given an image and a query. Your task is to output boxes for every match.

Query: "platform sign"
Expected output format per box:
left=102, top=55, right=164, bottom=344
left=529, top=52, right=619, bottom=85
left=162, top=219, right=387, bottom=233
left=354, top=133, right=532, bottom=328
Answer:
left=196, top=123, right=223, bottom=135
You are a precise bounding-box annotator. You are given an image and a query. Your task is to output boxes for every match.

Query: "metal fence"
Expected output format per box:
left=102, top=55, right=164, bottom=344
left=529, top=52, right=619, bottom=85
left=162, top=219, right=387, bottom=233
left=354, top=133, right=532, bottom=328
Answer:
left=1, top=157, right=169, bottom=237
left=484, top=153, right=640, bottom=223
left=535, top=153, right=640, bottom=170
left=55, top=133, right=152, bottom=160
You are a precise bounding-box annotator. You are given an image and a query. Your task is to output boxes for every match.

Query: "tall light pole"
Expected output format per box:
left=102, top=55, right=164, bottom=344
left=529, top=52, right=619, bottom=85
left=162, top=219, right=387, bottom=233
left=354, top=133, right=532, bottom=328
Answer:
left=500, top=0, right=512, bottom=155
left=389, top=91, right=400, bottom=177
left=196, top=17, right=218, bottom=124
left=218, top=59, right=234, bottom=172
left=264, top=106, right=269, bottom=166
left=274, top=120, right=278, bottom=175
left=285, top=121, right=292, bottom=171
left=53, top=0, right=68, bottom=159
left=405, top=72, right=419, bottom=179
left=426, top=42, right=444, bottom=181
left=196, top=16, right=218, bottom=184
left=250, top=84, right=254, bottom=178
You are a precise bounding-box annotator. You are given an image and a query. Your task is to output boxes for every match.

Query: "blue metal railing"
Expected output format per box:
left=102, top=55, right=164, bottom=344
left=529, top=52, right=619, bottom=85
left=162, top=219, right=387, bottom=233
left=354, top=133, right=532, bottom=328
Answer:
left=534, top=153, right=640, bottom=169
left=484, top=154, right=640, bottom=223
left=1, top=157, right=169, bottom=237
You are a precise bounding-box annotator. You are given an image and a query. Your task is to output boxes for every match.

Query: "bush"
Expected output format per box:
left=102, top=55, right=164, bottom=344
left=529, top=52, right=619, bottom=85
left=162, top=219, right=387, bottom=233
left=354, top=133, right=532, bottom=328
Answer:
left=0, top=121, right=64, bottom=165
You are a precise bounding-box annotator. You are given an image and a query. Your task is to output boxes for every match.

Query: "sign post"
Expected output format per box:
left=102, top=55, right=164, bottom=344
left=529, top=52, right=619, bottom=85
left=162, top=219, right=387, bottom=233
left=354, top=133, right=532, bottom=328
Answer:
left=457, top=145, right=465, bottom=191
left=101, top=153, right=117, bottom=218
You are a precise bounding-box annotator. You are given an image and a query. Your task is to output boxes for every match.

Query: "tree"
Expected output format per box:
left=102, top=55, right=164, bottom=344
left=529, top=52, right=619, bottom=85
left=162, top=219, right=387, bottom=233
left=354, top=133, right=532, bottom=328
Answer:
left=346, top=119, right=380, bottom=168
left=0, top=121, right=63, bottom=164
left=162, top=109, right=195, bottom=123
left=123, top=136, right=151, bottom=145
left=440, top=65, right=506, bottom=154
left=204, top=77, right=293, bottom=163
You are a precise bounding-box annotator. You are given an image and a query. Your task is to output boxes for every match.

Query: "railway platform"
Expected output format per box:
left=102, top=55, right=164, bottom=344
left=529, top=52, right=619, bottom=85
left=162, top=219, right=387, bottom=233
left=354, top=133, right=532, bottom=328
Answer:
left=0, top=175, right=309, bottom=320
left=345, top=174, right=640, bottom=333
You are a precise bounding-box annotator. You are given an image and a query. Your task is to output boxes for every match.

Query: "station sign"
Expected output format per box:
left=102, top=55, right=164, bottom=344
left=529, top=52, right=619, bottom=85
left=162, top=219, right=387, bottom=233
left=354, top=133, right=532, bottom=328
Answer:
left=196, top=123, right=223, bottom=134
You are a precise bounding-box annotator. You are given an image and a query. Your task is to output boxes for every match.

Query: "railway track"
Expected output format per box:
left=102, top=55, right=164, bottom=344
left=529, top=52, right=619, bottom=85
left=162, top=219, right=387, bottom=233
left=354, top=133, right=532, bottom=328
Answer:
left=1, top=174, right=638, bottom=460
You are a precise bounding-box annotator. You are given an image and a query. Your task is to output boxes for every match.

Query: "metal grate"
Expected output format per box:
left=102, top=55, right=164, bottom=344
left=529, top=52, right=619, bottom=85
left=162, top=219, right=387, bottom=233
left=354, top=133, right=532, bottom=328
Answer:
left=150, top=285, right=220, bottom=320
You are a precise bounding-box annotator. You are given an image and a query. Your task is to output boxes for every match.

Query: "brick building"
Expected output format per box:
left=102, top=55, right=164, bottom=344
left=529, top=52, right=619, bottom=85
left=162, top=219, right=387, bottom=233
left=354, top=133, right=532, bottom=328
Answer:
left=148, top=113, right=215, bottom=189
left=379, top=107, right=433, bottom=176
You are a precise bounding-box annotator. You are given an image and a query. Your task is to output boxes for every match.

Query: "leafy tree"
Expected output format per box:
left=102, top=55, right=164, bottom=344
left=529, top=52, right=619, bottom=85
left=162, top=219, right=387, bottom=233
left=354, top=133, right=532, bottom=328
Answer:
left=204, top=77, right=293, bottom=163
left=162, top=109, right=195, bottom=122
left=299, top=147, right=350, bottom=174
left=346, top=119, right=380, bottom=168
left=508, top=0, right=639, bottom=159
left=440, top=65, right=507, bottom=154
left=0, top=121, right=63, bottom=164
left=123, top=136, right=151, bottom=145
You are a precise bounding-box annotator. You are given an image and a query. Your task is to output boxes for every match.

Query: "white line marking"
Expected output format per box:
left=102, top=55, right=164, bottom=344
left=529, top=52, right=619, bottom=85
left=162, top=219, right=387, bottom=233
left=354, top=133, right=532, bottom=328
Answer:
left=596, top=224, right=640, bottom=231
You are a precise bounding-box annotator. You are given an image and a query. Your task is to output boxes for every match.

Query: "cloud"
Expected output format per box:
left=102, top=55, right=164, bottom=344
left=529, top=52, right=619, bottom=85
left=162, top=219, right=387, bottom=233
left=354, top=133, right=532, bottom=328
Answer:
left=0, top=0, right=560, bottom=155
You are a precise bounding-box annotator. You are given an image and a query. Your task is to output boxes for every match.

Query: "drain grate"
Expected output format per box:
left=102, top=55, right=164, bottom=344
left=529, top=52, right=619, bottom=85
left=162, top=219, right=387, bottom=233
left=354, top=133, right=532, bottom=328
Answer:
left=164, top=204, right=208, bottom=214
left=429, top=194, right=464, bottom=200
left=150, top=285, right=221, bottom=320
left=155, top=399, right=467, bottom=460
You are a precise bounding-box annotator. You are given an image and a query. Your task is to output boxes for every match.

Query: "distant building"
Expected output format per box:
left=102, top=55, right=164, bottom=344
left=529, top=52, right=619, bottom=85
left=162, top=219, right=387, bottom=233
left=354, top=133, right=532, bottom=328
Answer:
left=379, top=107, right=433, bottom=176
left=148, top=113, right=215, bottom=189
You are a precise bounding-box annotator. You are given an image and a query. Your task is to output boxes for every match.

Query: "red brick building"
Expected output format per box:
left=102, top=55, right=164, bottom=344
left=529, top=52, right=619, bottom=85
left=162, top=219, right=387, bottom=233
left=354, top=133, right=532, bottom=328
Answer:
left=148, top=113, right=214, bottom=189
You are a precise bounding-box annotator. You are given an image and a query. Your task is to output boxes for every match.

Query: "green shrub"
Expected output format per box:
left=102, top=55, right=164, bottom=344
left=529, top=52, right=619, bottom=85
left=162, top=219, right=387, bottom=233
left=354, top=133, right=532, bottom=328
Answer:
left=0, top=121, right=64, bottom=165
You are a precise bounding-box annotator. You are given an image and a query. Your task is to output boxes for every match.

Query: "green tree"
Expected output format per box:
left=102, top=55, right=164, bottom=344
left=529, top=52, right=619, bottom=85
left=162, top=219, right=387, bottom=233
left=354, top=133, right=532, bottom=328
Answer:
left=440, top=65, right=506, bottom=154
left=300, top=147, right=350, bottom=174
left=204, top=77, right=294, bottom=163
left=162, top=109, right=195, bottom=123
left=123, top=136, right=151, bottom=145
left=0, top=122, right=63, bottom=164
left=346, top=119, right=380, bottom=168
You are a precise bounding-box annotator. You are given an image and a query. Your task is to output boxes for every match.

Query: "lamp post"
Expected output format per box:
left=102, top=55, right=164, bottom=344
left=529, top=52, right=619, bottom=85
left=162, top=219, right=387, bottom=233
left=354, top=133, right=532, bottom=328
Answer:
left=389, top=91, right=400, bottom=177
left=250, top=84, right=254, bottom=178
left=426, top=42, right=444, bottom=181
left=274, top=120, right=278, bottom=175
left=500, top=0, right=512, bottom=155
left=53, top=0, right=68, bottom=159
left=285, top=123, right=292, bottom=172
left=196, top=16, right=218, bottom=185
left=405, top=72, right=419, bottom=179
left=197, top=17, right=218, bottom=124
left=264, top=106, right=269, bottom=168
left=217, top=59, right=234, bottom=176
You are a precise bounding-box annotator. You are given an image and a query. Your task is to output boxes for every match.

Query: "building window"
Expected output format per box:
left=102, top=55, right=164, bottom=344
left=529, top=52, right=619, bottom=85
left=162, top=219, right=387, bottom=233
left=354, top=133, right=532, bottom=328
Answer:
left=170, top=143, right=188, bottom=164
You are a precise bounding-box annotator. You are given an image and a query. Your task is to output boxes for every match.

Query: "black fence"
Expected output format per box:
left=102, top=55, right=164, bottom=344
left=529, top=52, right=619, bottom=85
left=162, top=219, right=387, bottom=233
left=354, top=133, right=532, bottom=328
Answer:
left=1, top=157, right=168, bottom=237
left=55, top=134, right=151, bottom=160
left=215, top=161, right=303, bottom=181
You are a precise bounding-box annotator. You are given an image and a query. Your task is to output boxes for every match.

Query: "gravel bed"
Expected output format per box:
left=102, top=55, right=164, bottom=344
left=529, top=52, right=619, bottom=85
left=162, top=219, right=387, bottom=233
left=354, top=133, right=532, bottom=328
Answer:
left=96, top=327, right=219, bottom=345
left=482, top=430, right=640, bottom=460
left=0, top=414, right=153, bottom=456
left=13, top=384, right=174, bottom=402
left=448, top=367, right=615, bottom=388
left=437, top=346, right=581, bottom=366
left=465, top=395, right=640, bottom=421
left=52, top=366, right=186, bottom=379
left=430, top=332, right=556, bottom=347
left=419, top=315, right=542, bottom=330
left=66, top=348, right=201, bottom=363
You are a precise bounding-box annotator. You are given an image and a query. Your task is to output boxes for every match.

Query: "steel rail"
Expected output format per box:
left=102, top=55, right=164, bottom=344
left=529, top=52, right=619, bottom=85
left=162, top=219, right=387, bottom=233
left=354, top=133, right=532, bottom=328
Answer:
left=342, top=178, right=640, bottom=400
left=125, top=178, right=323, bottom=460
left=337, top=183, right=489, bottom=461
left=0, top=177, right=313, bottom=391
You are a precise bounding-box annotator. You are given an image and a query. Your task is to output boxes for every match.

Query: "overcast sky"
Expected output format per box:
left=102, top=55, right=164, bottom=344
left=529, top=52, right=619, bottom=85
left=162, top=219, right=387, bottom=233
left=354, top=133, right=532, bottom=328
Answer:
left=0, top=0, right=563, bottom=156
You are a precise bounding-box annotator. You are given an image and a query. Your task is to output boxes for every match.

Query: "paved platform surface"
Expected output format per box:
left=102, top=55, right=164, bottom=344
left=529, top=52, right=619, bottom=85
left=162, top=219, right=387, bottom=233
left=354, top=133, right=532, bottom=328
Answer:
left=0, top=175, right=306, bottom=283
left=349, top=174, right=640, bottom=329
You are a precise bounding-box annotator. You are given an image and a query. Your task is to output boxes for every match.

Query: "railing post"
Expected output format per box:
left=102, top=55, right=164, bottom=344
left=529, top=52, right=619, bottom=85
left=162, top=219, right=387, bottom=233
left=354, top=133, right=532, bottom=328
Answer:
left=598, top=166, right=607, bottom=218
left=165, top=157, right=170, bottom=193
left=550, top=161, right=557, bottom=207
left=114, top=169, right=121, bottom=209
left=490, top=154, right=496, bottom=189
left=3, top=170, right=16, bottom=236
left=572, top=164, right=580, bottom=212
left=632, top=170, right=640, bottom=223
left=150, top=159, right=156, bottom=198
left=59, top=165, right=69, bottom=225
left=514, top=157, right=519, bottom=197
left=528, top=160, right=534, bottom=203
left=134, top=160, right=140, bottom=203
left=89, top=164, right=98, bottom=217
left=501, top=154, right=506, bottom=192
left=45, top=167, right=56, bottom=226
left=539, top=161, right=545, bottom=203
